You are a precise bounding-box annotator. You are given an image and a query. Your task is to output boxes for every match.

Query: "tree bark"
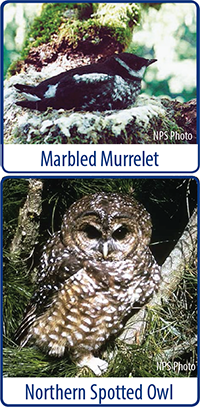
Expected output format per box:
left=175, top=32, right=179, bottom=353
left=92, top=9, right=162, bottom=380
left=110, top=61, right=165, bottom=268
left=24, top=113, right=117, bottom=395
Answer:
left=120, top=208, right=197, bottom=344
left=10, top=179, right=43, bottom=263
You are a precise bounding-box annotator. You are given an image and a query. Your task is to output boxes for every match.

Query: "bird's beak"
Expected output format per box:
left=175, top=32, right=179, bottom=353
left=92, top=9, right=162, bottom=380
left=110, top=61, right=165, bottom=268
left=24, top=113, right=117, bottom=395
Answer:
left=103, top=242, right=109, bottom=259
left=147, top=58, right=157, bottom=66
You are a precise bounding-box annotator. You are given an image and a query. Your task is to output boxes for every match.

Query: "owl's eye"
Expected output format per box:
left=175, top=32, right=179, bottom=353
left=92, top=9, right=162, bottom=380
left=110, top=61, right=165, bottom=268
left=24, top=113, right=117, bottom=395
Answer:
left=112, top=226, right=129, bottom=240
left=82, top=225, right=102, bottom=240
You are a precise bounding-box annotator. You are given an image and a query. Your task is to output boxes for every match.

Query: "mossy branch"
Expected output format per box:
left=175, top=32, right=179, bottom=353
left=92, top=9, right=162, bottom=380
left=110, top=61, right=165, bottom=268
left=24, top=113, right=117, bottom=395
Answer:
left=10, top=179, right=43, bottom=263
left=120, top=208, right=197, bottom=344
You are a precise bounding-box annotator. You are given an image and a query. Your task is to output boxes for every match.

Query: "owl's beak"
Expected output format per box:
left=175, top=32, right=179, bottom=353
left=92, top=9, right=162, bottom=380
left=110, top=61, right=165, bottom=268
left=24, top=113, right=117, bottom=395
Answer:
left=102, top=242, right=109, bottom=259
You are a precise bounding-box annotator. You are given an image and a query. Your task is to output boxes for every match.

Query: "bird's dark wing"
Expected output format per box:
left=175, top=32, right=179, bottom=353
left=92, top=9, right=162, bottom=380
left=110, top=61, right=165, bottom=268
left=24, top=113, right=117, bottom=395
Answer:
left=55, top=72, right=114, bottom=111
left=14, top=56, right=115, bottom=96
left=14, top=71, right=69, bottom=96
left=14, top=56, right=119, bottom=110
left=16, top=72, right=114, bottom=111
left=14, top=83, right=35, bottom=93
left=15, top=98, right=54, bottom=111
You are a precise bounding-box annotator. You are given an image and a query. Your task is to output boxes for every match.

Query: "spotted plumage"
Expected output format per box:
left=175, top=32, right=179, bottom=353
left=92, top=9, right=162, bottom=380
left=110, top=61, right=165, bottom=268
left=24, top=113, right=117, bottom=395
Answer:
left=14, top=53, right=156, bottom=112
left=15, top=193, right=161, bottom=375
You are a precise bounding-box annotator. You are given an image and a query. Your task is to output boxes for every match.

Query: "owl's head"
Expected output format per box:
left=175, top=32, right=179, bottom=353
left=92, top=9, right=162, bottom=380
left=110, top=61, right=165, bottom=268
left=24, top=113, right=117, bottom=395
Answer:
left=61, top=193, right=152, bottom=261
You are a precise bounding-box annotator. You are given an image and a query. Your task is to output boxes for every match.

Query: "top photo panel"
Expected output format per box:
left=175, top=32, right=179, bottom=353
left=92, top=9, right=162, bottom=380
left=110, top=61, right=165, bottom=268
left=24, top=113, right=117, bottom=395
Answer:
left=4, top=2, right=197, bottom=145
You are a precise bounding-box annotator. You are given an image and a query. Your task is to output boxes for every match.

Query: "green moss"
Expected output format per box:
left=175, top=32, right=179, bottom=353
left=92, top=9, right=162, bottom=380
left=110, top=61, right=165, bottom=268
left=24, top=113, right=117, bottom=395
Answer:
left=6, top=59, right=23, bottom=77
left=21, top=3, right=69, bottom=58
left=12, top=3, right=140, bottom=68
left=162, top=119, right=185, bottom=144
left=93, top=3, right=140, bottom=46
left=58, top=4, right=140, bottom=50
left=76, top=3, right=94, bottom=20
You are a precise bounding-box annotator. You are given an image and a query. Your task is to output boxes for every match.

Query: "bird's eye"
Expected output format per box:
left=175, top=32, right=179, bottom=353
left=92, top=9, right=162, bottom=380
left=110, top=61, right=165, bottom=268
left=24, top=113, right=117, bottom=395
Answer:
left=82, top=225, right=102, bottom=240
left=112, top=226, right=129, bottom=241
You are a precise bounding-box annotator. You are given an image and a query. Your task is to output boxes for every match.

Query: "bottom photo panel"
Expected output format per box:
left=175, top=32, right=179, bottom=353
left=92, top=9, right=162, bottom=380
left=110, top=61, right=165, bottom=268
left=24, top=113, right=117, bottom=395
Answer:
left=2, top=177, right=198, bottom=381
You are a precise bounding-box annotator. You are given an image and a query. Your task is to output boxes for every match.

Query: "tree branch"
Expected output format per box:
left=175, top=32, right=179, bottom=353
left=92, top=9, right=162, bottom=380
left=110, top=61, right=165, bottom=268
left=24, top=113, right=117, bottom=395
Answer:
left=120, top=208, right=197, bottom=344
left=10, top=179, right=43, bottom=263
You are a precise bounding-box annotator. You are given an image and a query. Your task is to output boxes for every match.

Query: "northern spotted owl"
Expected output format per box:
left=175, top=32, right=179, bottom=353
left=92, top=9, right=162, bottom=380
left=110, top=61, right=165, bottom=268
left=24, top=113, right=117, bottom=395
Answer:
left=15, top=193, right=161, bottom=375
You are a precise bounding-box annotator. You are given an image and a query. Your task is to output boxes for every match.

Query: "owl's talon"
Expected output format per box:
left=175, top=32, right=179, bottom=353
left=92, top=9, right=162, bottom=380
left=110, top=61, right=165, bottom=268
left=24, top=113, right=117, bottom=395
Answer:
left=78, top=355, right=108, bottom=376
